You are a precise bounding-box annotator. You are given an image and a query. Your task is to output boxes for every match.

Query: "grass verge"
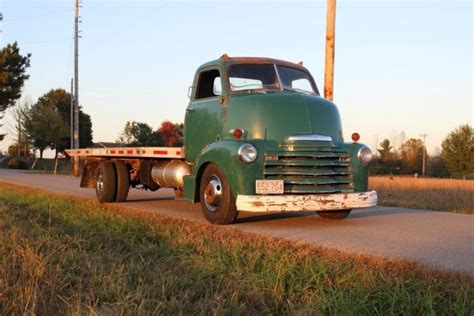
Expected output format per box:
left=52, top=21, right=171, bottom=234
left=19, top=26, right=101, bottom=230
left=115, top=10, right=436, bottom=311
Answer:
left=0, top=183, right=472, bottom=314
left=369, top=176, right=474, bottom=214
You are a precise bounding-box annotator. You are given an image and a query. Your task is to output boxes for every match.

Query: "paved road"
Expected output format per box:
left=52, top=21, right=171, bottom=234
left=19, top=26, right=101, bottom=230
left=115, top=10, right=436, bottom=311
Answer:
left=0, top=169, right=473, bottom=274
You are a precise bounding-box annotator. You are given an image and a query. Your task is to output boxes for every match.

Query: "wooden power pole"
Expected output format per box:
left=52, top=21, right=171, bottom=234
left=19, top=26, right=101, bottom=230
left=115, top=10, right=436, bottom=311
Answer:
left=324, top=0, right=336, bottom=101
left=420, top=133, right=428, bottom=176
left=73, top=0, right=80, bottom=176
left=70, top=78, right=74, bottom=159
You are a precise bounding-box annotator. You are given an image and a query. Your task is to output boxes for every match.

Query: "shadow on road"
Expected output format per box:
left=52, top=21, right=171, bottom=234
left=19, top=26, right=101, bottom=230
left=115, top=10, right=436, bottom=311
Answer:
left=350, top=206, right=427, bottom=219
left=126, top=197, right=176, bottom=202
left=234, top=206, right=427, bottom=224
left=235, top=211, right=315, bottom=224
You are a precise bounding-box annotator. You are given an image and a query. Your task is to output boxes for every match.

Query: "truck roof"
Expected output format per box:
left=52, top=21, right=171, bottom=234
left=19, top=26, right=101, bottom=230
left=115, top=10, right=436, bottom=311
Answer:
left=198, top=55, right=308, bottom=71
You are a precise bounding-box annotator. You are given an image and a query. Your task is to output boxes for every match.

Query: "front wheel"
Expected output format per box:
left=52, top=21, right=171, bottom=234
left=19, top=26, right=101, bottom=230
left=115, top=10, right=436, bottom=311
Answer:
left=317, top=209, right=352, bottom=220
left=199, top=163, right=238, bottom=225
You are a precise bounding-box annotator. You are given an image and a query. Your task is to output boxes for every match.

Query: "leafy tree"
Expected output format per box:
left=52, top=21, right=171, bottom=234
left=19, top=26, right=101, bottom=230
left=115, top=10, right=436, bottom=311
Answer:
left=426, top=155, right=450, bottom=178
left=441, top=125, right=474, bottom=179
left=24, top=104, right=67, bottom=158
left=117, top=121, right=162, bottom=146
left=36, top=89, right=93, bottom=151
left=0, top=42, right=31, bottom=111
left=173, top=122, right=184, bottom=146
left=377, top=139, right=394, bottom=161
left=158, top=121, right=183, bottom=147
left=400, top=138, right=425, bottom=173
left=7, top=100, right=31, bottom=155
left=8, top=142, right=31, bottom=157
left=116, top=121, right=134, bottom=144
left=131, top=122, right=162, bottom=146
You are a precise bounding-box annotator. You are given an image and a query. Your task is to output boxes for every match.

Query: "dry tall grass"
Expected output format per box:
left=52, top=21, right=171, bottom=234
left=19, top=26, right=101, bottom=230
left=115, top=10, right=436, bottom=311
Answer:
left=369, top=177, right=474, bottom=214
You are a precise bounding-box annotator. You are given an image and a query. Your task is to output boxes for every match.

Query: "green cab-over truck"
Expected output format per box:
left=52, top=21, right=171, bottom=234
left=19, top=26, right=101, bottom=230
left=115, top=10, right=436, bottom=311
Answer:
left=67, top=55, right=377, bottom=224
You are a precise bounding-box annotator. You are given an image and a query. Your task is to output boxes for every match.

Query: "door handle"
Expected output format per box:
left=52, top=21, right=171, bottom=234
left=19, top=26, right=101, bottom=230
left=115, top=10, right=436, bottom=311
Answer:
left=186, top=108, right=195, bottom=112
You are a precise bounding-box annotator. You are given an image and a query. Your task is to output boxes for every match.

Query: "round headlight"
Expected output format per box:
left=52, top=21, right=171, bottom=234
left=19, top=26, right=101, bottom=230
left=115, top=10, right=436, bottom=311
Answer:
left=238, top=143, right=258, bottom=163
left=358, top=146, right=373, bottom=164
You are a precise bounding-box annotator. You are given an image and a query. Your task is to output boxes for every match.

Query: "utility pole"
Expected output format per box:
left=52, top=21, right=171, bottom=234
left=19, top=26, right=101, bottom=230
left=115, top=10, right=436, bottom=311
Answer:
left=420, top=133, right=428, bottom=176
left=73, top=0, right=80, bottom=176
left=70, top=77, right=74, bottom=154
left=324, top=0, right=336, bottom=101
left=17, top=100, right=21, bottom=157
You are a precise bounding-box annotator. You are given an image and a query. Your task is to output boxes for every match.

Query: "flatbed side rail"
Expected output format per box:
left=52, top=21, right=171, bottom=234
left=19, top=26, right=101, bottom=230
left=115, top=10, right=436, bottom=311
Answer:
left=65, top=147, right=185, bottom=159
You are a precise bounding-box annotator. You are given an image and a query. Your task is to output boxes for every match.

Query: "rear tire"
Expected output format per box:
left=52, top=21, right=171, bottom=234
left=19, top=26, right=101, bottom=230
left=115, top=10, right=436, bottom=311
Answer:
left=114, top=161, right=130, bottom=202
left=199, top=163, right=237, bottom=225
left=317, top=209, right=352, bottom=219
left=95, top=161, right=117, bottom=203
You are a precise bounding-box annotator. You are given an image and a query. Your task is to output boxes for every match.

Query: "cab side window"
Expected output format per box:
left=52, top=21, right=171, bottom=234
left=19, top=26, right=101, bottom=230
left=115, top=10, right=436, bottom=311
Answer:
left=195, top=69, right=221, bottom=99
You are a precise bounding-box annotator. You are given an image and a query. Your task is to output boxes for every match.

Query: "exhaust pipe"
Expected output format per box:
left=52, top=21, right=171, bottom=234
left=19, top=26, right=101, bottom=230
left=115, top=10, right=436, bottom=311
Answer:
left=151, top=160, right=192, bottom=189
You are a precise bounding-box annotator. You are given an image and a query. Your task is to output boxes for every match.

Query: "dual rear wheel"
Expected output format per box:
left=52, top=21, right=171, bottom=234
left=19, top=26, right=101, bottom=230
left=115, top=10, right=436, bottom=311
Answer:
left=95, top=161, right=130, bottom=203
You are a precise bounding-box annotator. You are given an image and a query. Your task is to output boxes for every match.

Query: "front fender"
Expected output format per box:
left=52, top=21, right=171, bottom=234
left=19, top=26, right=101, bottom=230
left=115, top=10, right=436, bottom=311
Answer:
left=184, top=140, right=263, bottom=202
left=340, top=142, right=371, bottom=192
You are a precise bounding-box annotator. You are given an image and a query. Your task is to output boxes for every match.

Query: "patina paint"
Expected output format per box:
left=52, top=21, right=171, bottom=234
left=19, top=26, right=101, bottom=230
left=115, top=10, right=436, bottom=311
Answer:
left=342, top=142, right=370, bottom=192
left=222, top=93, right=342, bottom=148
left=183, top=56, right=371, bottom=200
left=184, top=66, right=222, bottom=163
left=184, top=140, right=265, bottom=202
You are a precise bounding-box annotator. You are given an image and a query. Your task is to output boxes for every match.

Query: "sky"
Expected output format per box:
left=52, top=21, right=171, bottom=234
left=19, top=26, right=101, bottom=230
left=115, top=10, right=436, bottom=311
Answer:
left=0, top=0, right=472, bottom=156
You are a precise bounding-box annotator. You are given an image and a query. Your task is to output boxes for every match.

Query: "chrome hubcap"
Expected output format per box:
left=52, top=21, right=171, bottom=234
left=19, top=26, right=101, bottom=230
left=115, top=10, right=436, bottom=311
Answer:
left=97, top=173, right=104, bottom=193
left=204, top=175, right=222, bottom=212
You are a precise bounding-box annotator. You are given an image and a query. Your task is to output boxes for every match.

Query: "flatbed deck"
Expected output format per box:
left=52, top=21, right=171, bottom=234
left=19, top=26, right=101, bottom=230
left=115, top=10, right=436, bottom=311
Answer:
left=65, top=147, right=185, bottom=159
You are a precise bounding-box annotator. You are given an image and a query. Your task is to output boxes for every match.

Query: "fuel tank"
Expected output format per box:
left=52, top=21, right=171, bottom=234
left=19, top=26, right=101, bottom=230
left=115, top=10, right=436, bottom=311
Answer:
left=151, top=160, right=192, bottom=189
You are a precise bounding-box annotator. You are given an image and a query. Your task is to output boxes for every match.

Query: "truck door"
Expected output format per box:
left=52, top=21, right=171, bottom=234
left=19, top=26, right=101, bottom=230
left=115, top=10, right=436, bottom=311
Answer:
left=184, top=67, right=222, bottom=163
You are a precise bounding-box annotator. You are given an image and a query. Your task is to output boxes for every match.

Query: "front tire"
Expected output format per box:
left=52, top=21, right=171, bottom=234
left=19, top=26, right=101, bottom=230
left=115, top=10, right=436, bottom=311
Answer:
left=95, top=161, right=117, bottom=203
left=317, top=209, right=352, bottom=219
left=199, top=163, right=238, bottom=225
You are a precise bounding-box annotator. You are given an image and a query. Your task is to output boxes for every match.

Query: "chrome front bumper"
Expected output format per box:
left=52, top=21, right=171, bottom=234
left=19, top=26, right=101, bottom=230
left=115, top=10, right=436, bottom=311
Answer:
left=236, top=191, right=378, bottom=212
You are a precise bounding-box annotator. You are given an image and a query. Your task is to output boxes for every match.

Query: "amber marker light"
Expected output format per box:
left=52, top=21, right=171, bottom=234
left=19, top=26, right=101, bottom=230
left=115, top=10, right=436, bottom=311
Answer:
left=352, top=133, right=360, bottom=143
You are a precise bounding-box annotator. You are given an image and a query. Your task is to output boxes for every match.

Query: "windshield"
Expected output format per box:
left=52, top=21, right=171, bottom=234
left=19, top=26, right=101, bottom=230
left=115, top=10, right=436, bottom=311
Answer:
left=228, top=64, right=280, bottom=92
left=276, top=65, right=317, bottom=94
left=228, top=63, right=317, bottom=95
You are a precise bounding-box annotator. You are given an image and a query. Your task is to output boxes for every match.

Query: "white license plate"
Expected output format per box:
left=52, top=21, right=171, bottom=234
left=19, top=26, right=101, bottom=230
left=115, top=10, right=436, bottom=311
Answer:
left=256, top=180, right=284, bottom=194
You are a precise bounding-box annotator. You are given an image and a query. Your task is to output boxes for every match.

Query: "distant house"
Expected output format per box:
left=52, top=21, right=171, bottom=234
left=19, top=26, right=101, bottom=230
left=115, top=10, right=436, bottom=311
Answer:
left=91, top=142, right=126, bottom=149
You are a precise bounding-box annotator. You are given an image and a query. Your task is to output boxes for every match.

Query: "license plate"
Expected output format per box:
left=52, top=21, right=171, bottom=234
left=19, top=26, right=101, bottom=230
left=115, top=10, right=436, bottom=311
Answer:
left=256, top=180, right=284, bottom=194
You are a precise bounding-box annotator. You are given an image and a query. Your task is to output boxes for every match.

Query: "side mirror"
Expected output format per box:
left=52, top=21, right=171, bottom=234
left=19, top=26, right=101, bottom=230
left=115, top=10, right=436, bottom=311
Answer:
left=213, top=77, right=222, bottom=96
left=187, top=85, right=194, bottom=99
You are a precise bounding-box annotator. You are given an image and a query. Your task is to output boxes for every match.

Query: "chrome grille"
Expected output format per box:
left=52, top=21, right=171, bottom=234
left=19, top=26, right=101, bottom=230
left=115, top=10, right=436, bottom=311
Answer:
left=263, top=144, right=354, bottom=194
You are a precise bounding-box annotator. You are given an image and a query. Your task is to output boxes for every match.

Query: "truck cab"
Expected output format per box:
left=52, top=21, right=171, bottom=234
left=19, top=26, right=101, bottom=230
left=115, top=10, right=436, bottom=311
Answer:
left=68, top=55, right=377, bottom=224
left=183, top=55, right=376, bottom=223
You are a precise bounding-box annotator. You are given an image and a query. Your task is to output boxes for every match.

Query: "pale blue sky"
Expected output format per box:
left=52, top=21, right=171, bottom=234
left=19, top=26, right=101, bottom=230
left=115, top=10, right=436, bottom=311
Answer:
left=1, top=0, right=472, bottom=155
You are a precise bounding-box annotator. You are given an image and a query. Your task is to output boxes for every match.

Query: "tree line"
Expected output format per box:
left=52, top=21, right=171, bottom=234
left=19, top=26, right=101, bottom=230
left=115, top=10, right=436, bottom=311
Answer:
left=372, top=125, right=473, bottom=179
left=116, top=121, right=184, bottom=147
left=11, top=89, right=93, bottom=158
left=0, top=41, right=93, bottom=158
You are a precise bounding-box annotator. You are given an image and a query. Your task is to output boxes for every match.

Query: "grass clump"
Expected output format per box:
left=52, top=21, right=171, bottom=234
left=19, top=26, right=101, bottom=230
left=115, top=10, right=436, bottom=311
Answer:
left=0, top=183, right=472, bottom=314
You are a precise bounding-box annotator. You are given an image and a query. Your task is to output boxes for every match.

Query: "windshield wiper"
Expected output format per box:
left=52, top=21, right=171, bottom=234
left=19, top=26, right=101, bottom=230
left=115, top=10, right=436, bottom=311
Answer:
left=282, top=87, right=314, bottom=95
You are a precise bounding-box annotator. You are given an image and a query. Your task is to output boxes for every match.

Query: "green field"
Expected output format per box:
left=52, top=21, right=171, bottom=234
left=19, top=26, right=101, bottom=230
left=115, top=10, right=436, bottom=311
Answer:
left=0, top=183, right=472, bottom=315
